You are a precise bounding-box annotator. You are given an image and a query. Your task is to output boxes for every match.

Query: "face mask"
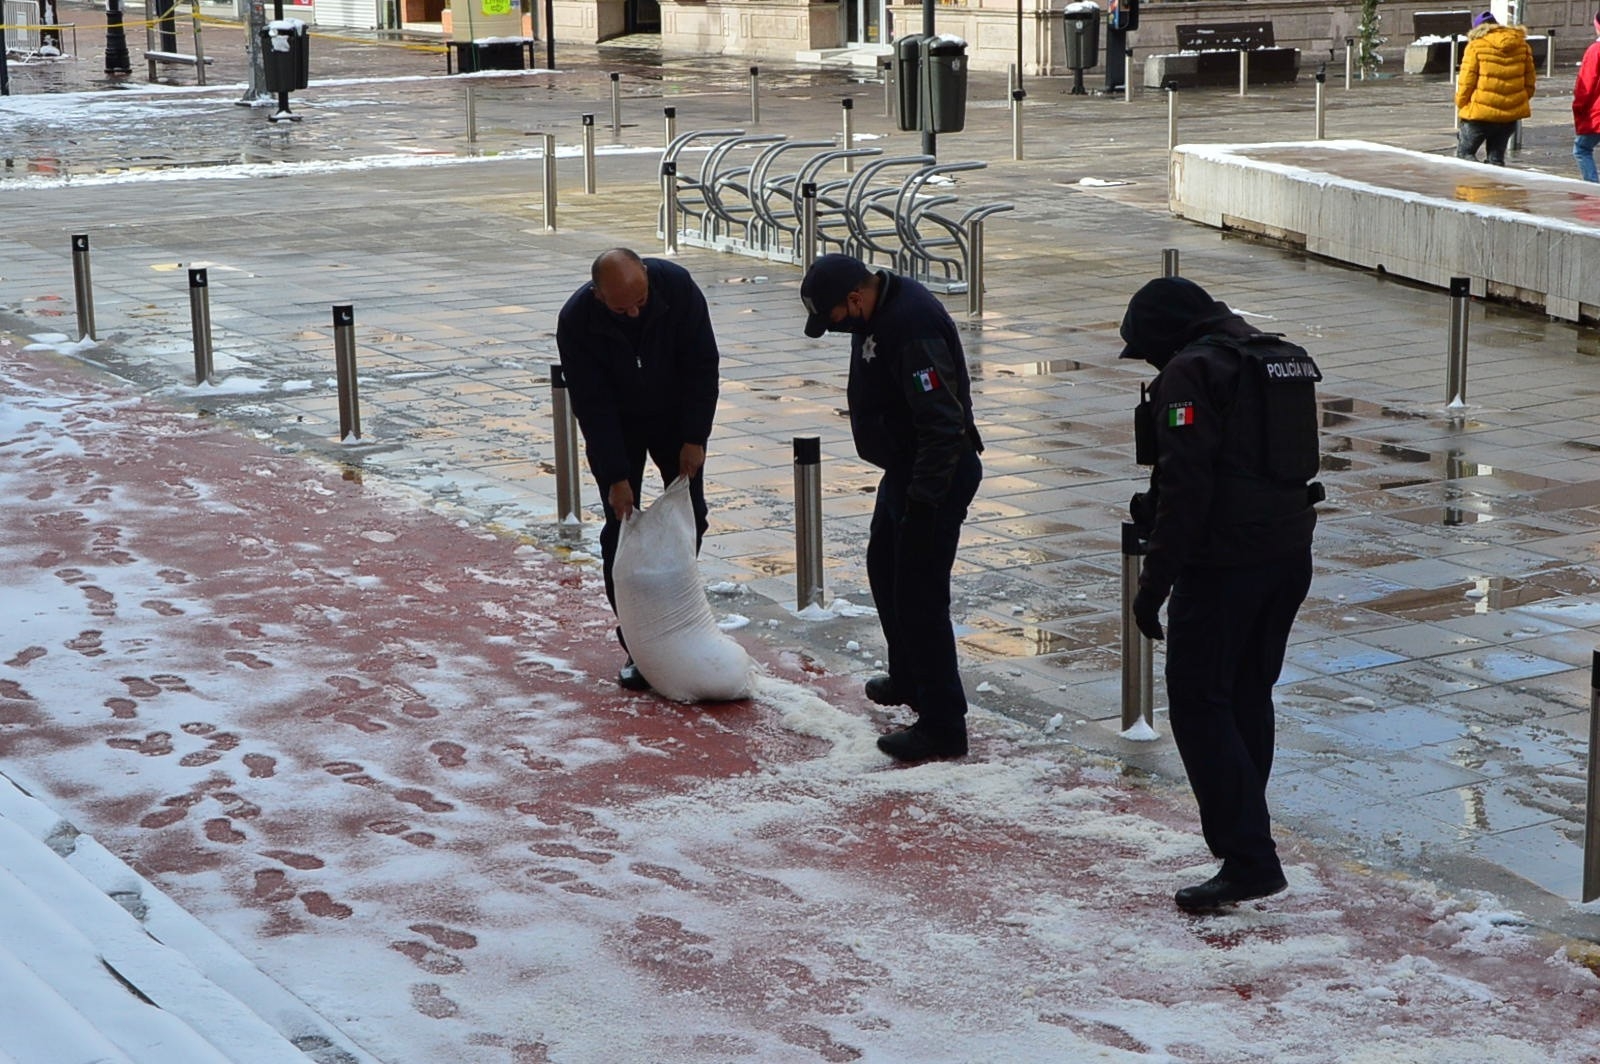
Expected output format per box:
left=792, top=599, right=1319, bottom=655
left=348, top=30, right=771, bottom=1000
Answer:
left=825, top=298, right=869, bottom=334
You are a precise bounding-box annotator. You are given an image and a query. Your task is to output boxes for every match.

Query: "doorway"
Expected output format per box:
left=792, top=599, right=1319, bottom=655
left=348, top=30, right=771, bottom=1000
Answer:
left=627, top=0, right=661, bottom=33
left=844, top=0, right=883, bottom=45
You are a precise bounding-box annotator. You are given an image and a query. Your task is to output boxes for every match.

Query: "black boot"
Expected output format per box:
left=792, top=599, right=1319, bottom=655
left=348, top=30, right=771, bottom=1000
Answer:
left=876, top=723, right=967, bottom=762
left=1174, top=869, right=1287, bottom=912
left=864, top=675, right=908, bottom=707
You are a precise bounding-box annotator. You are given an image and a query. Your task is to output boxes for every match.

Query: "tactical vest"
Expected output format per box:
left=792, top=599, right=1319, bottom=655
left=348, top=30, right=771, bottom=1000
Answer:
left=1134, top=333, right=1324, bottom=527
left=1224, top=333, right=1322, bottom=486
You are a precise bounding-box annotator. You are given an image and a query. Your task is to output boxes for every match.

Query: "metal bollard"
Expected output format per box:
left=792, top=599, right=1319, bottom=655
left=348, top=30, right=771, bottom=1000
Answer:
left=1120, top=523, right=1154, bottom=732
left=1584, top=650, right=1600, bottom=902
left=793, top=436, right=824, bottom=610
left=581, top=113, right=596, bottom=193
left=749, top=65, right=761, bottom=123
left=609, top=71, right=621, bottom=135
left=1238, top=48, right=1249, bottom=96
left=663, top=105, right=676, bottom=147
left=800, top=181, right=818, bottom=268
left=661, top=160, right=679, bottom=254
left=1162, top=247, right=1179, bottom=277
left=1446, top=276, right=1470, bottom=408
left=966, top=217, right=987, bottom=318
left=1344, top=37, right=1354, bottom=90
left=550, top=364, right=583, bottom=528
left=1314, top=66, right=1327, bottom=139
left=1166, top=82, right=1178, bottom=151
left=1011, top=89, right=1026, bottom=161
left=188, top=268, right=213, bottom=385
left=841, top=97, right=855, bottom=172
left=1124, top=47, right=1134, bottom=104
left=332, top=304, right=360, bottom=441
left=1449, top=37, right=1461, bottom=130
left=540, top=132, right=557, bottom=231
left=466, top=84, right=478, bottom=142
left=71, top=234, right=96, bottom=341
left=882, top=57, right=893, bottom=119
left=1547, top=30, right=1556, bottom=80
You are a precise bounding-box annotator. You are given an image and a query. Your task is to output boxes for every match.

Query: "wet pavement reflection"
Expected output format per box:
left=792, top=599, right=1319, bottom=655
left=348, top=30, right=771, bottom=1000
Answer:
left=5, top=7, right=1600, bottom=933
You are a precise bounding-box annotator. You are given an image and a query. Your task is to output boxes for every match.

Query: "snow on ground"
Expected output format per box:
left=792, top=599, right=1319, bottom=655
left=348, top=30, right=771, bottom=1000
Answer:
left=1, top=335, right=1599, bottom=1063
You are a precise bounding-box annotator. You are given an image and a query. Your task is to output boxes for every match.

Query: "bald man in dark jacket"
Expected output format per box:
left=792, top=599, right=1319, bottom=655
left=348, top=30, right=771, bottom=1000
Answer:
left=557, top=248, right=720, bottom=691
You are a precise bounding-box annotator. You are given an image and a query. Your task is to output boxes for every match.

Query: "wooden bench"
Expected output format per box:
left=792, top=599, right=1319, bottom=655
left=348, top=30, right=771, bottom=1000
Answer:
left=1144, top=21, right=1300, bottom=90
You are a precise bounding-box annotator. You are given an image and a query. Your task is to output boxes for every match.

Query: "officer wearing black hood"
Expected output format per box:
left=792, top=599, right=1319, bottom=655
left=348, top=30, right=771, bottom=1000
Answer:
left=1120, top=276, right=1322, bottom=912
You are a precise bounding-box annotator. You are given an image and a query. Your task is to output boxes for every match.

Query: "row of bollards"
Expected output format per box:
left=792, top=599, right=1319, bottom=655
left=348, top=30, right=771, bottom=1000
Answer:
left=66, top=234, right=363, bottom=439
left=1160, top=74, right=1329, bottom=149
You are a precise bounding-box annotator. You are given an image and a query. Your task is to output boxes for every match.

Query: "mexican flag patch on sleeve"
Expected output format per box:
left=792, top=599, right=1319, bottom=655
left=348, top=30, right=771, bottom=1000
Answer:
left=1166, top=402, right=1195, bottom=427
left=914, top=367, right=942, bottom=392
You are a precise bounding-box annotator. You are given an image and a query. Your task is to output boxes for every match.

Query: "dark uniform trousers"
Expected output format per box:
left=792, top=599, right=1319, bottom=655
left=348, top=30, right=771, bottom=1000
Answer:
left=596, top=423, right=709, bottom=625
left=1165, top=548, right=1312, bottom=878
left=865, top=449, right=983, bottom=733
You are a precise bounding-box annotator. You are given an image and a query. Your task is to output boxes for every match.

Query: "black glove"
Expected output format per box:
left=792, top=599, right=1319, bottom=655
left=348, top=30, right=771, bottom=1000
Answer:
left=1129, top=491, right=1155, bottom=536
left=1132, top=587, right=1165, bottom=641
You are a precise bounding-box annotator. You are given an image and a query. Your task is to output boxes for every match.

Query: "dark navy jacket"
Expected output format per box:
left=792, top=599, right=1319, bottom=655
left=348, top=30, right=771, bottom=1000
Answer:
left=555, top=258, right=720, bottom=490
left=846, top=272, right=983, bottom=507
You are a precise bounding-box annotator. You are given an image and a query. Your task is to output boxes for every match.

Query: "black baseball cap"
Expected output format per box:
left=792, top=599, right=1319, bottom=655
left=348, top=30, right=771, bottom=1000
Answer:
left=800, top=254, right=871, bottom=338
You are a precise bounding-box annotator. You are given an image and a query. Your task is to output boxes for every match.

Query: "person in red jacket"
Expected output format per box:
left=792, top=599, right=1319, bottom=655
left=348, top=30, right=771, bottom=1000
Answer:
left=1574, top=11, right=1600, bottom=181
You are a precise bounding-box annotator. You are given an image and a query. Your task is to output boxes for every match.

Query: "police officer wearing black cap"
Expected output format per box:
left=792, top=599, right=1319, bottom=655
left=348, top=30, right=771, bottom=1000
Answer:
left=1120, top=276, right=1323, bottom=912
left=800, top=253, right=984, bottom=762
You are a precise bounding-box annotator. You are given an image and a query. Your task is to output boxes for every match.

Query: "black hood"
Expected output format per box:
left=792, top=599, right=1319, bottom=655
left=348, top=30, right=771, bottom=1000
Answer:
left=1118, top=277, right=1239, bottom=369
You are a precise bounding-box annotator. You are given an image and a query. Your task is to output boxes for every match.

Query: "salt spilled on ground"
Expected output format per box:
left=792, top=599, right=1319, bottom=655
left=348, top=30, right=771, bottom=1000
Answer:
left=1, top=335, right=1598, bottom=1063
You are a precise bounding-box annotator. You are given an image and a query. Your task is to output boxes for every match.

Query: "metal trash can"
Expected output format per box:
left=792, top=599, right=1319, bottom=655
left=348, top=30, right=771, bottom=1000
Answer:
left=924, top=34, right=968, bottom=134
left=1063, top=5, right=1100, bottom=72
left=261, top=20, right=309, bottom=93
left=894, top=34, right=926, bottom=132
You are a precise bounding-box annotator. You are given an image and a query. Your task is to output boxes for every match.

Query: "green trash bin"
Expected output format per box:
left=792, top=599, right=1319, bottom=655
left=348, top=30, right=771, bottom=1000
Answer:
left=894, top=34, right=925, bottom=133
left=924, top=34, right=968, bottom=135
left=261, top=20, right=309, bottom=93
left=1063, top=5, right=1100, bottom=71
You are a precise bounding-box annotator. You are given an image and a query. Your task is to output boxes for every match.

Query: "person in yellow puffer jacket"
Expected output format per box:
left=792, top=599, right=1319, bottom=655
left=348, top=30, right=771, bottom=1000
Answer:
left=1455, top=11, right=1537, bottom=165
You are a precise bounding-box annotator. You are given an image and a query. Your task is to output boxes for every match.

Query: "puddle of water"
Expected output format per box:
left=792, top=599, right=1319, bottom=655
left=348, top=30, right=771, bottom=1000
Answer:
left=993, top=359, right=1089, bottom=377
left=1364, top=577, right=1560, bottom=621
left=958, top=621, right=1086, bottom=660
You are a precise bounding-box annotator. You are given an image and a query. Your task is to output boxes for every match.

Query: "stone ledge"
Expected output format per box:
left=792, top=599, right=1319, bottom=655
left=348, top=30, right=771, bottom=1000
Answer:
left=1169, top=139, right=1600, bottom=323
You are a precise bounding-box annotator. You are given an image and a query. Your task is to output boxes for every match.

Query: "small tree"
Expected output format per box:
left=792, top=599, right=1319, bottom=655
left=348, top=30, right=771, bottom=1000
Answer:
left=1357, top=0, right=1387, bottom=78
